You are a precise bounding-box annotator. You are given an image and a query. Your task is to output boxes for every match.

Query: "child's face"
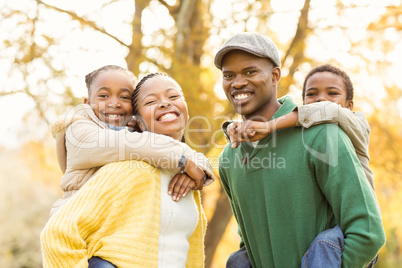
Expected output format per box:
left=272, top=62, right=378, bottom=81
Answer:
left=136, top=76, right=188, bottom=141
left=84, top=70, right=134, bottom=126
left=304, top=71, right=353, bottom=110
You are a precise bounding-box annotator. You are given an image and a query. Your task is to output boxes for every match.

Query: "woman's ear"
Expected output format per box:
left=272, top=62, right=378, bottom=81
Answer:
left=84, top=98, right=90, bottom=105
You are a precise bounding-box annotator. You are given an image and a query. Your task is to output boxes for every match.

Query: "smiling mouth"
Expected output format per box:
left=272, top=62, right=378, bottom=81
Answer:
left=233, top=93, right=252, bottom=101
left=157, top=112, right=179, bottom=122
left=105, top=114, right=124, bottom=120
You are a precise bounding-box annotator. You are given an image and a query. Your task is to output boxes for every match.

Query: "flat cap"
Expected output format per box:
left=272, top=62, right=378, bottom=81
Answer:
left=214, top=32, right=281, bottom=69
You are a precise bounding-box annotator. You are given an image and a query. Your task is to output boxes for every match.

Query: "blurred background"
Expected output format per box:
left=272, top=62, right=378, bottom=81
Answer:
left=1, top=0, right=401, bottom=267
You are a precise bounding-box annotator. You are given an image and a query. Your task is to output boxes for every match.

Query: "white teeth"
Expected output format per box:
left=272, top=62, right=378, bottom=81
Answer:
left=234, top=93, right=250, bottom=100
left=159, top=113, right=177, bottom=121
left=107, top=114, right=120, bottom=118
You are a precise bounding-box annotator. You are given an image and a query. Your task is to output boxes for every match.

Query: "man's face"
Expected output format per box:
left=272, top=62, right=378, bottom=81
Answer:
left=221, top=50, right=280, bottom=120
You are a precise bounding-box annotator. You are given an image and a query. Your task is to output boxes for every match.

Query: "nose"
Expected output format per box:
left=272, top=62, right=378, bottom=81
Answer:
left=232, top=75, right=248, bottom=89
left=316, top=94, right=328, bottom=102
left=107, top=97, right=121, bottom=109
left=159, top=102, right=171, bottom=109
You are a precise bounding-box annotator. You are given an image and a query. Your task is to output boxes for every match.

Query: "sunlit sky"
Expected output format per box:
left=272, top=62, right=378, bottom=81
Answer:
left=0, top=0, right=401, bottom=148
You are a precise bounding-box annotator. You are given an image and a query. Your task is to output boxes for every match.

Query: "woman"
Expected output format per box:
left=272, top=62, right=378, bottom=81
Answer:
left=41, top=73, right=209, bottom=268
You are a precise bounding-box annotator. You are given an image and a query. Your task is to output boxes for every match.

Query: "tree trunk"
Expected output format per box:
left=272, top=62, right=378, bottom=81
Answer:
left=125, top=0, right=150, bottom=75
left=204, top=186, right=233, bottom=268
left=278, top=0, right=311, bottom=97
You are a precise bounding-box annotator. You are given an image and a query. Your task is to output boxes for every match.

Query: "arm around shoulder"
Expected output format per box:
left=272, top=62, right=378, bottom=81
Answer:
left=297, top=101, right=370, bottom=156
left=65, top=119, right=214, bottom=178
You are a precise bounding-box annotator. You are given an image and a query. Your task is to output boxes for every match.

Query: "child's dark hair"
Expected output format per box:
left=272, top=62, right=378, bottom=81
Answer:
left=302, top=64, right=354, bottom=101
left=85, top=65, right=137, bottom=95
left=131, top=72, right=186, bottom=142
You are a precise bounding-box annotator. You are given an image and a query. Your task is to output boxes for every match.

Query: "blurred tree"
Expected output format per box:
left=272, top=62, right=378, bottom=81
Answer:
left=1, top=0, right=402, bottom=267
left=0, top=143, right=60, bottom=268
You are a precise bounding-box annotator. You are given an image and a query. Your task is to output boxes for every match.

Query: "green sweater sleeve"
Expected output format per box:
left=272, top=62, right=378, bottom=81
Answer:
left=310, top=124, right=385, bottom=267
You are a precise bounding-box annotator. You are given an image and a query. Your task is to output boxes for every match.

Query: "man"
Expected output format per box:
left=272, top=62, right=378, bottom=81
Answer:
left=215, top=32, right=385, bottom=267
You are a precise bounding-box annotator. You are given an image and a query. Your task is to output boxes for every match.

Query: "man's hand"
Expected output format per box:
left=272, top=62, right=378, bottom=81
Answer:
left=168, top=173, right=196, bottom=201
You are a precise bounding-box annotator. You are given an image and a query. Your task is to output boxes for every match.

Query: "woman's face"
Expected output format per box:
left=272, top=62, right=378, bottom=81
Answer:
left=136, top=76, right=189, bottom=140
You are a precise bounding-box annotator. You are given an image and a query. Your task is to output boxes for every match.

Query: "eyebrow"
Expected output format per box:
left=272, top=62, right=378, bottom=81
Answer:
left=222, top=66, right=258, bottom=74
left=243, top=66, right=257, bottom=71
left=142, top=88, right=179, bottom=100
left=97, top=87, right=132, bottom=93
left=306, top=86, right=342, bottom=91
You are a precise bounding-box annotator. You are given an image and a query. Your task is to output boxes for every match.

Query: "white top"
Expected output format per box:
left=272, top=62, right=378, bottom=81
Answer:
left=158, top=170, right=199, bottom=267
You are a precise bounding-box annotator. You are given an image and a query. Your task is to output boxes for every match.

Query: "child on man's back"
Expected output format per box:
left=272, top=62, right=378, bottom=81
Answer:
left=225, top=64, right=379, bottom=268
left=50, top=65, right=213, bottom=217
left=226, top=64, right=374, bottom=190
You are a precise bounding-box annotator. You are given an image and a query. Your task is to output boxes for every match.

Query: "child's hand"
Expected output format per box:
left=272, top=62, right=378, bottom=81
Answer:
left=227, top=121, right=272, bottom=148
left=238, top=120, right=273, bottom=141
left=126, top=116, right=137, bottom=132
left=168, top=173, right=196, bottom=202
left=227, top=122, right=242, bottom=149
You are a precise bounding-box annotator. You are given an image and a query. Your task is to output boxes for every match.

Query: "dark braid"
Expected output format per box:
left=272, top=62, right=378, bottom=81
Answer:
left=302, top=64, right=354, bottom=101
left=132, top=72, right=169, bottom=115
left=130, top=73, right=168, bottom=133
left=85, top=65, right=137, bottom=95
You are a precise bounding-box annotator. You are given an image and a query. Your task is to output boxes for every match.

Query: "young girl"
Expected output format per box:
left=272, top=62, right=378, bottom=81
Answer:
left=225, top=64, right=379, bottom=268
left=41, top=73, right=208, bottom=267
left=50, top=65, right=214, bottom=218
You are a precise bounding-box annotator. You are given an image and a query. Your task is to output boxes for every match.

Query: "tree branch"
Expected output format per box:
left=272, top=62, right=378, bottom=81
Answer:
left=281, top=0, right=311, bottom=66
left=158, top=0, right=180, bottom=16
left=0, top=91, right=25, bottom=96
left=35, top=0, right=129, bottom=48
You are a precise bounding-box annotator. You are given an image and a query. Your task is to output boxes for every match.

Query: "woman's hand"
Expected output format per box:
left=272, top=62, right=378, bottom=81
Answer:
left=182, top=158, right=206, bottom=190
left=168, top=173, right=196, bottom=202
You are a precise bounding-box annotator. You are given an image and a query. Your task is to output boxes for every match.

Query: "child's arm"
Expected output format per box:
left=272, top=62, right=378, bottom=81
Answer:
left=225, top=101, right=370, bottom=156
left=224, top=111, right=298, bottom=148
left=298, top=101, right=374, bottom=189
left=64, top=119, right=214, bottom=188
left=297, top=101, right=370, bottom=157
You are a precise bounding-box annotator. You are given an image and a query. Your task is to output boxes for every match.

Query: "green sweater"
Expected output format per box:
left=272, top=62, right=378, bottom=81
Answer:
left=219, top=96, right=385, bottom=268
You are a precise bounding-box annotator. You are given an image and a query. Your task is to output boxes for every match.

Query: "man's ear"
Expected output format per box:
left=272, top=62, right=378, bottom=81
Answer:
left=272, top=67, right=281, bottom=86
left=346, top=100, right=354, bottom=110
left=84, top=98, right=90, bottom=105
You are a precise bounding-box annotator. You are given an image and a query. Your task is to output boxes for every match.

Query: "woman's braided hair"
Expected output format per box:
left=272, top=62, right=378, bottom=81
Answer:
left=132, top=73, right=169, bottom=115
left=131, top=72, right=186, bottom=142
